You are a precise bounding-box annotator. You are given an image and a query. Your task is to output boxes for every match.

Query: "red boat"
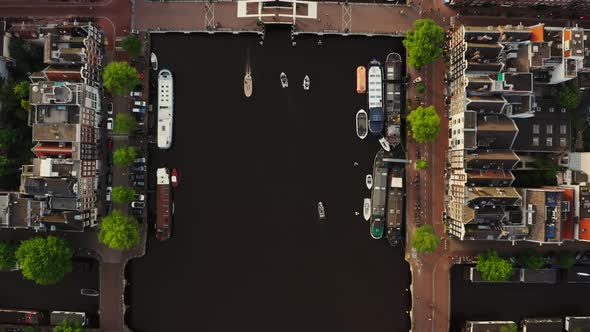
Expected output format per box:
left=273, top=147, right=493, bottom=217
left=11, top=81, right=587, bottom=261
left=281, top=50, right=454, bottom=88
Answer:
left=171, top=168, right=179, bottom=188
left=156, top=167, right=171, bottom=241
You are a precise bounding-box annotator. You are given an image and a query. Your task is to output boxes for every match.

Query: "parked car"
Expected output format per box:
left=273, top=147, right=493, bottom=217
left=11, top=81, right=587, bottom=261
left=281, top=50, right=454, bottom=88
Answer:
left=133, top=180, right=145, bottom=187
left=106, top=137, right=113, bottom=150
left=80, top=289, right=99, bottom=297
left=107, top=102, right=113, bottom=115
left=106, top=117, right=114, bottom=130
left=134, top=157, right=147, bottom=164
left=412, top=77, right=422, bottom=84
left=130, top=91, right=143, bottom=97
left=134, top=101, right=146, bottom=107
left=107, top=173, right=113, bottom=186
left=130, top=173, right=145, bottom=181
left=106, top=186, right=112, bottom=201
left=131, top=165, right=146, bottom=172
left=134, top=194, right=145, bottom=201
left=132, top=107, right=146, bottom=114
left=130, top=208, right=143, bottom=216
left=131, top=201, right=145, bottom=209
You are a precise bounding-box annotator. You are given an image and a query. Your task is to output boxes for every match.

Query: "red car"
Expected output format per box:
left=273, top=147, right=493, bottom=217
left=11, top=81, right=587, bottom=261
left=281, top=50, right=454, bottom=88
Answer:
left=138, top=72, right=145, bottom=79
left=107, top=137, right=113, bottom=150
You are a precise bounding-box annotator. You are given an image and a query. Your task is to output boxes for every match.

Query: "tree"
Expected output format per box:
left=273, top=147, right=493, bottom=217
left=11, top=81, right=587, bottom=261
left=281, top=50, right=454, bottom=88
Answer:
left=499, top=323, right=517, bottom=332
left=556, top=83, right=582, bottom=109
left=416, top=82, right=426, bottom=94
left=121, top=35, right=142, bottom=57
left=53, top=319, right=85, bottom=332
left=476, top=250, right=513, bottom=281
left=403, top=19, right=445, bottom=68
left=20, top=99, right=32, bottom=111
left=518, top=250, right=545, bottom=269
left=23, top=327, right=40, bottom=332
left=412, top=224, right=439, bottom=253
left=113, top=113, right=137, bottom=135
left=407, top=106, right=440, bottom=143
left=113, top=145, right=138, bottom=167
left=416, top=159, right=428, bottom=170
left=0, top=156, right=14, bottom=176
left=15, top=236, right=73, bottom=285
left=13, top=81, right=30, bottom=99
left=103, top=61, right=140, bottom=96
left=0, top=241, right=17, bottom=271
left=0, top=128, right=17, bottom=150
left=556, top=251, right=576, bottom=269
left=98, top=210, right=141, bottom=250
left=112, top=185, right=136, bottom=204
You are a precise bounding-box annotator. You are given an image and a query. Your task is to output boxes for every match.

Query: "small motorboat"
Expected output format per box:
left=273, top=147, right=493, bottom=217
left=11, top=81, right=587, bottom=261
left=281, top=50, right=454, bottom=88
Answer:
left=366, top=174, right=373, bottom=190
left=150, top=52, right=158, bottom=71
left=244, top=73, right=253, bottom=98
left=303, top=75, right=310, bottom=90
left=318, top=202, right=326, bottom=220
left=378, top=136, right=391, bottom=152
left=356, top=66, right=366, bottom=93
left=363, top=198, right=371, bottom=221
left=171, top=168, right=179, bottom=188
left=356, top=109, right=368, bottom=140
left=280, top=72, right=288, bottom=88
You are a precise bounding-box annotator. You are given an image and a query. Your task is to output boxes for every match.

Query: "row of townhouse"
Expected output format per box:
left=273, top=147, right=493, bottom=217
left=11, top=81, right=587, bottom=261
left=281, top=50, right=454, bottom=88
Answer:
left=446, top=23, right=590, bottom=243
left=465, top=317, right=590, bottom=332
left=0, top=21, right=104, bottom=232
left=447, top=0, right=590, bottom=10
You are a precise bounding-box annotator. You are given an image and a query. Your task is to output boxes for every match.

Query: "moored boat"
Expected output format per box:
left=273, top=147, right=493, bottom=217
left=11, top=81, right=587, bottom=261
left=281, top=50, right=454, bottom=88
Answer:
left=371, top=218, right=385, bottom=239
left=385, top=52, right=402, bottom=81
left=150, top=52, right=158, bottom=71
left=156, top=167, right=172, bottom=241
left=366, top=174, right=373, bottom=189
left=386, top=166, right=404, bottom=247
left=244, top=73, right=253, bottom=98
left=379, top=136, right=391, bottom=152
left=171, top=168, right=179, bottom=188
left=356, top=109, right=368, bottom=139
left=370, top=149, right=387, bottom=240
left=356, top=66, right=366, bottom=93
left=280, top=72, right=288, bottom=88
left=368, top=59, right=384, bottom=136
left=157, top=69, right=173, bottom=150
left=363, top=198, right=371, bottom=221
left=303, top=75, right=310, bottom=90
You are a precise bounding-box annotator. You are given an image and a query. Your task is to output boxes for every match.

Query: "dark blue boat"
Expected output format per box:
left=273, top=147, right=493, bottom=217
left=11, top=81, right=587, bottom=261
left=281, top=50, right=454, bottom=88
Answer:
left=369, top=107, right=384, bottom=135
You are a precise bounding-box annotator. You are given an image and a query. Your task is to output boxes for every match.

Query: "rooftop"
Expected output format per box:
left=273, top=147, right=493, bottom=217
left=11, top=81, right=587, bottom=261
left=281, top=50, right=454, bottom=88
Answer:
left=0, top=192, right=43, bottom=229
left=32, top=123, right=78, bottom=142
left=566, top=316, right=590, bottom=331
left=522, top=317, right=563, bottom=331
left=23, top=177, right=77, bottom=198
left=30, top=81, right=81, bottom=105
left=520, top=188, right=564, bottom=243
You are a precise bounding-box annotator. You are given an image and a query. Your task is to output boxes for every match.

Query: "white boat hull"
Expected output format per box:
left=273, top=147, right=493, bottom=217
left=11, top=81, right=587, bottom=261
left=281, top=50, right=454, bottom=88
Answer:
left=244, top=73, right=252, bottom=98
left=363, top=198, right=371, bottom=221
left=280, top=72, right=288, bottom=88
left=303, top=75, right=310, bottom=90
left=150, top=52, right=158, bottom=71
left=379, top=137, right=391, bottom=152
left=356, top=109, right=368, bottom=140
left=366, top=174, right=373, bottom=190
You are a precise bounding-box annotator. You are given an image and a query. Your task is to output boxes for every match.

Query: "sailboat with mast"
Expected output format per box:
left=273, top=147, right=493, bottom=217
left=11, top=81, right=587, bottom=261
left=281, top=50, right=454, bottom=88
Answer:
left=244, top=50, right=253, bottom=98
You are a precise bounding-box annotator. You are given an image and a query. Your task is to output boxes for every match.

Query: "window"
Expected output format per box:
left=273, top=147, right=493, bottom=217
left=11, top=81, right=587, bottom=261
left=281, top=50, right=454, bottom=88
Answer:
left=560, top=124, right=567, bottom=134
left=533, top=136, right=539, bottom=146
left=560, top=137, right=567, bottom=147
left=547, top=137, right=553, bottom=147
left=533, top=124, right=540, bottom=134
left=547, top=124, right=553, bottom=135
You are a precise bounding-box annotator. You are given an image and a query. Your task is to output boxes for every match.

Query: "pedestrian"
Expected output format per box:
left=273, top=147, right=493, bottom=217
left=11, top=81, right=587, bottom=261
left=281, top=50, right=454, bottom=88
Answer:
left=354, top=162, right=359, bottom=166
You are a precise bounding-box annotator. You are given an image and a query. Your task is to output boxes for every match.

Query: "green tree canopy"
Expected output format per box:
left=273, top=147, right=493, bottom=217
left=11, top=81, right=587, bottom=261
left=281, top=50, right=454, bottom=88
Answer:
left=518, top=250, right=545, bottom=269
left=0, top=241, right=17, bottom=271
left=121, top=35, right=142, bottom=57
left=112, top=185, right=136, bottom=204
left=0, top=128, right=17, bottom=150
left=113, top=113, right=137, bottom=135
left=53, top=319, right=85, bottom=332
left=476, top=250, right=513, bottom=282
left=416, top=159, right=428, bottom=170
left=0, top=155, right=14, bottom=177
left=23, top=327, right=40, bottom=332
left=98, top=210, right=141, bottom=250
left=13, top=81, right=30, bottom=99
left=113, top=145, right=138, bottom=167
left=412, top=224, right=439, bottom=253
left=499, top=323, right=517, bottom=332
left=103, top=61, right=140, bottom=96
left=15, top=236, right=73, bottom=285
left=556, top=83, right=582, bottom=109
left=556, top=251, right=576, bottom=269
left=407, top=106, right=440, bottom=143
left=403, top=19, right=445, bottom=68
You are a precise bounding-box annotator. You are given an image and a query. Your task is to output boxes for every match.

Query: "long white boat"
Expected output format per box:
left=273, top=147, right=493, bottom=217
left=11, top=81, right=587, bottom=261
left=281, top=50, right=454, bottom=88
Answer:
left=363, top=198, right=371, bottom=221
left=157, top=69, right=173, bottom=150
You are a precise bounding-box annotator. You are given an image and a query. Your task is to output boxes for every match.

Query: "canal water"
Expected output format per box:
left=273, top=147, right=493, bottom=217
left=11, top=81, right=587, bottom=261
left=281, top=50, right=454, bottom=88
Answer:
left=127, top=26, right=411, bottom=332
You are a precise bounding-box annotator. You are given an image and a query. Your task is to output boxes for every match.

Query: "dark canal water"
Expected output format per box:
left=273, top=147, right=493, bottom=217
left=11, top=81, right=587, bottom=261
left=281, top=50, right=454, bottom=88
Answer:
left=450, top=265, right=590, bottom=330
left=126, top=27, right=411, bottom=332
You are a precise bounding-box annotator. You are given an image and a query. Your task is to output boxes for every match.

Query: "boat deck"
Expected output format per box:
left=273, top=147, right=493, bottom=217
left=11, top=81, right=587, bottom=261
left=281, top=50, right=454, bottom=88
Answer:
left=386, top=167, right=404, bottom=230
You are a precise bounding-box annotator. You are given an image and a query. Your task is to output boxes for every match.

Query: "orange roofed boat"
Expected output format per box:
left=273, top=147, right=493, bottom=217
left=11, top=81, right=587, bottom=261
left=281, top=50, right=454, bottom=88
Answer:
left=357, top=66, right=366, bottom=93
